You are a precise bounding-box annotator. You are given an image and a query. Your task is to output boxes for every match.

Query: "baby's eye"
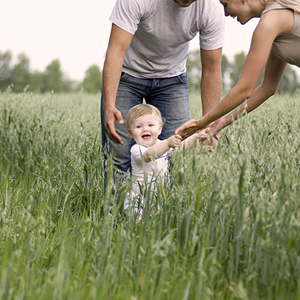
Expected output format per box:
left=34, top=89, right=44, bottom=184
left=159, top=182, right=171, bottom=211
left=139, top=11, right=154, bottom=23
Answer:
left=149, top=124, right=153, bottom=127
left=136, top=125, right=141, bottom=128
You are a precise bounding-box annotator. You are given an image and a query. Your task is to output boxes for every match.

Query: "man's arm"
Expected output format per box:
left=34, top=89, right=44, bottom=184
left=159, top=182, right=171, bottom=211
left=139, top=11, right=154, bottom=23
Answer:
left=102, top=24, right=133, bottom=145
left=200, top=48, right=223, bottom=116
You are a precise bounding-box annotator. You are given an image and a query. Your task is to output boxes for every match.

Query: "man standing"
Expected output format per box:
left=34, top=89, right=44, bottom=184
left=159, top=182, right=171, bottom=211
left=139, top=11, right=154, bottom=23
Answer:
left=101, top=0, right=225, bottom=176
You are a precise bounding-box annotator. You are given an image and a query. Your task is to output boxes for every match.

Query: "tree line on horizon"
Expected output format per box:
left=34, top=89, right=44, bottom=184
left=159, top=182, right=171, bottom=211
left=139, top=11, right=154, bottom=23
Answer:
left=0, top=50, right=102, bottom=94
left=1, top=49, right=300, bottom=95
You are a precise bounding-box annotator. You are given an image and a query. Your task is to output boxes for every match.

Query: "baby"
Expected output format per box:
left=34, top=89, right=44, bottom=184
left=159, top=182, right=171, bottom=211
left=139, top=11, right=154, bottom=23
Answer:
left=124, top=103, right=208, bottom=217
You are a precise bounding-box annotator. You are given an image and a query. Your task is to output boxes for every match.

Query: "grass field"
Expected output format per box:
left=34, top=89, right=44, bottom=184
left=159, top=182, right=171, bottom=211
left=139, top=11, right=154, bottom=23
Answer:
left=1, top=89, right=300, bottom=300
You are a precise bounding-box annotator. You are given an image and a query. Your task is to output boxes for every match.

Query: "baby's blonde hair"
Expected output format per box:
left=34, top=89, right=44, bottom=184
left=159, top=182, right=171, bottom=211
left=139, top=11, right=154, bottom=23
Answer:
left=126, top=104, right=164, bottom=131
left=261, top=0, right=300, bottom=13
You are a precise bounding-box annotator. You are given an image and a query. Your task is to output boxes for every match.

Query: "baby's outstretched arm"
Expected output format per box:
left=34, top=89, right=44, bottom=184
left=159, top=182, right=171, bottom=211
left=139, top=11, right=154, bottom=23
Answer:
left=177, top=128, right=209, bottom=152
left=143, top=135, right=182, bottom=162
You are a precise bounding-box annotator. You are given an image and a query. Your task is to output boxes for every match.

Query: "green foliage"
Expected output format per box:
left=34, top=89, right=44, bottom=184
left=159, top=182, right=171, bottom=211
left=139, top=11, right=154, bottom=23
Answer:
left=82, top=65, right=102, bottom=94
left=0, top=50, right=12, bottom=90
left=229, top=51, right=248, bottom=87
left=29, top=70, right=44, bottom=93
left=186, top=51, right=229, bottom=92
left=1, top=90, right=300, bottom=299
left=186, top=49, right=201, bottom=92
left=41, top=59, right=63, bottom=93
left=0, top=50, right=102, bottom=94
left=221, top=54, right=231, bottom=91
left=10, top=53, right=31, bottom=93
left=278, top=64, right=300, bottom=94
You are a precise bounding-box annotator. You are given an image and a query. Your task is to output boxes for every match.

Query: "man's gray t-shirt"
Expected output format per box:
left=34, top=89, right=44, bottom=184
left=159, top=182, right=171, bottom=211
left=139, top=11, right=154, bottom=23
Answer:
left=109, top=0, right=225, bottom=78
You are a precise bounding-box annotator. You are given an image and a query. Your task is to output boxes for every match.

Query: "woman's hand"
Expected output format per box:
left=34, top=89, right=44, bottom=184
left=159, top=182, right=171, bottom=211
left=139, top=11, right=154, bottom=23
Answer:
left=196, top=117, right=231, bottom=152
left=209, top=117, right=229, bottom=137
left=197, top=131, right=219, bottom=153
left=198, top=117, right=230, bottom=152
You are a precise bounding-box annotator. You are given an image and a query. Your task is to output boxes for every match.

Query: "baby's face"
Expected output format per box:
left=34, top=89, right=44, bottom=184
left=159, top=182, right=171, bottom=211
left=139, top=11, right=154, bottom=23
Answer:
left=128, top=113, right=162, bottom=147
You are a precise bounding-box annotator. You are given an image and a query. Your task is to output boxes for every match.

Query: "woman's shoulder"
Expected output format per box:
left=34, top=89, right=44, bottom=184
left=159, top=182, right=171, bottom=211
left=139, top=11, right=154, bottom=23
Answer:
left=259, top=2, right=294, bottom=37
left=262, top=2, right=290, bottom=15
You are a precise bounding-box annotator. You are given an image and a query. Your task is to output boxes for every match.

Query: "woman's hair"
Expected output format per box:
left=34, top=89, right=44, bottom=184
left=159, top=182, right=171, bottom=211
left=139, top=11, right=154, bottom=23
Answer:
left=262, top=0, right=300, bottom=13
left=126, top=104, right=164, bottom=130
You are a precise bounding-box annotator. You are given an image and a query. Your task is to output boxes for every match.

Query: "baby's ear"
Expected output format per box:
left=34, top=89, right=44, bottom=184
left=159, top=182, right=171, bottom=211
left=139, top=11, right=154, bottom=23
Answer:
left=128, top=129, right=133, bottom=138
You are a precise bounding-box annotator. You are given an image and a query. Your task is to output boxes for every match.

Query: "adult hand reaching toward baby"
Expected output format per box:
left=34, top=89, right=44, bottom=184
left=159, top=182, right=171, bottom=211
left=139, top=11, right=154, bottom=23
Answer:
left=175, top=119, right=203, bottom=139
left=197, top=116, right=232, bottom=151
left=175, top=118, right=227, bottom=152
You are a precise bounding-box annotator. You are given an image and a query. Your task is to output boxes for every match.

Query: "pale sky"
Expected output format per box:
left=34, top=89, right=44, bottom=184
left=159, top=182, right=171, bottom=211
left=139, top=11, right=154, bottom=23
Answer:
left=1, top=0, right=260, bottom=81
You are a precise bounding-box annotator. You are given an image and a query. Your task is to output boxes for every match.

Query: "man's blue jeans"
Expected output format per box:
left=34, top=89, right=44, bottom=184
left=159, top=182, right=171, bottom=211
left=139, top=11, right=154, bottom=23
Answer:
left=101, top=72, right=189, bottom=176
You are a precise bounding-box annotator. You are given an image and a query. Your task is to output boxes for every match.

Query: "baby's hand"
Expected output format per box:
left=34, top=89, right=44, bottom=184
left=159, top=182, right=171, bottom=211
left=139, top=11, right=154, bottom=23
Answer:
left=167, top=135, right=182, bottom=148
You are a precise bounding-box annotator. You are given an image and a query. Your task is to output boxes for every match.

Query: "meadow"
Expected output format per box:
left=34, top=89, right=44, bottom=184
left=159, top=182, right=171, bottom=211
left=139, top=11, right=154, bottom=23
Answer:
left=0, top=88, right=300, bottom=300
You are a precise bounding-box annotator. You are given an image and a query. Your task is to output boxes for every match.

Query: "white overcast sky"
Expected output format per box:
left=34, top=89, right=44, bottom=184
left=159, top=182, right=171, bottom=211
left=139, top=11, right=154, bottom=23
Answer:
left=1, top=0, right=260, bottom=81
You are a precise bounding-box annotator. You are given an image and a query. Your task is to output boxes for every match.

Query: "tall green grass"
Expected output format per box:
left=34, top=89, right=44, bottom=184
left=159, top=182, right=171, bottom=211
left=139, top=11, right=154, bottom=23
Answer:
left=0, top=89, right=300, bottom=299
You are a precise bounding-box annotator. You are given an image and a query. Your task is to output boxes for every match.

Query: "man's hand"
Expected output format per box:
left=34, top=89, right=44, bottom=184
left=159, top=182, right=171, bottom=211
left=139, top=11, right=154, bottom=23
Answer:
left=175, top=119, right=202, bottom=139
left=104, top=107, right=125, bottom=145
left=167, top=135, right=182, bottom=148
